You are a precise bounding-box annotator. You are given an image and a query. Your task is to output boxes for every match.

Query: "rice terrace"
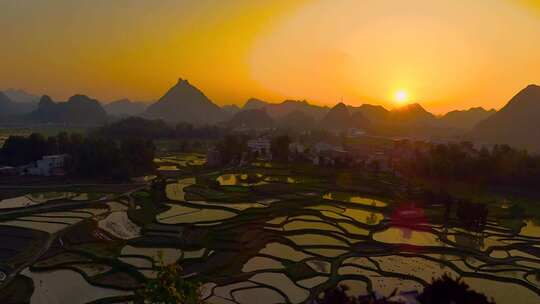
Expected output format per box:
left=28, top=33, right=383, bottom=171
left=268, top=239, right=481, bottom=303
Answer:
left=0, top=153, right=538, bottom=303
left=2, top=1, right=540, bottom=303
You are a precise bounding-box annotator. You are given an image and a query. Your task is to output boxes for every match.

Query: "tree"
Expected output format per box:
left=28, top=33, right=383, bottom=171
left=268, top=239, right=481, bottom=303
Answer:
left=271, top=135, right=291, bottom=162
left=137, top=253, right=205, bottom=304
left=216, top=135, right=247, bottom=164
left=418, top=274, right=495, bottom=304
left=319, top=275, right=495, bottom=304
left=1, top=132, right=156, bottom=181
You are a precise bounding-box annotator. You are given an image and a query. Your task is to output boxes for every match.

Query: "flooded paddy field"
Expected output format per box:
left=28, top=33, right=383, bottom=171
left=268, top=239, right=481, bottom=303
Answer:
left=0, top=156, right=539, bottom=303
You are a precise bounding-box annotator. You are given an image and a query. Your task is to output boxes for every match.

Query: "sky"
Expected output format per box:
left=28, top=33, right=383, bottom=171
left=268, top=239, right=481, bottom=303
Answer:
left=1, top=0, right=540, bottom=113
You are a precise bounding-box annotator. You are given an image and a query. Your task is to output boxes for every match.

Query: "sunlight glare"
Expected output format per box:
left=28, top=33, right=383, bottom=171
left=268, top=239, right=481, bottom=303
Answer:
left=394, top=90, right=409, bottom=105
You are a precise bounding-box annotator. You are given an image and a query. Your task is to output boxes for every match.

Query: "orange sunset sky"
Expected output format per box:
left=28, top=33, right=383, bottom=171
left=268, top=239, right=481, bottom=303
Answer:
left=1, top=0, right=540, bottom=113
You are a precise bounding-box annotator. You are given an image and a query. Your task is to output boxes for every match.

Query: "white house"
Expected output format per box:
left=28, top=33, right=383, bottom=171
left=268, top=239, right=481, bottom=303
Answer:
left=289, top=142, right=306, bottom=154
left=26, top=154, right=70, bottom=176
left=313, top=142, right=335, bottom=154
left=247, top=138, right=271, bottom=158
left=347, top=128, right=366, bottom=138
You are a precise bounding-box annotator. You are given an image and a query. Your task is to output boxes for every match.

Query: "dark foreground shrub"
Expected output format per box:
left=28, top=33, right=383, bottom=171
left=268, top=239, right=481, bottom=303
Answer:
left=418, top=274, right=494, bottom=304
left=319, top=274, right=495, bottom=304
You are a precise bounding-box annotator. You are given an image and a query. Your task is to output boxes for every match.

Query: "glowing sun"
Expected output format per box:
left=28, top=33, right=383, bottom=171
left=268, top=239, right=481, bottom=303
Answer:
left=394, top=90, right=409, bottom=105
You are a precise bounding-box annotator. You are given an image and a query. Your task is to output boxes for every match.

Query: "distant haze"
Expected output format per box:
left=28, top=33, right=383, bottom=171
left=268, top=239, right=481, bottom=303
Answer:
left=1, top=0, right=539, bottom=113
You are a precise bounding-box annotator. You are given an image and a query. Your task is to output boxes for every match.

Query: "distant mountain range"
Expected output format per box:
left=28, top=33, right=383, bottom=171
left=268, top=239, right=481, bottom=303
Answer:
left=104, top=99, right=147, bottom=117
left=440, top=107, right=496, bottom=130
left=143, top=79, right=228, bottom=124
left=27, top=95, right=108, bottom=125
left=0, top=91, right=37, bottom=118
left=3, top=89, right=40, bottom=104
left=2, top=79, right=539, bottom=152
left=243, top=98, right=328, bottom=121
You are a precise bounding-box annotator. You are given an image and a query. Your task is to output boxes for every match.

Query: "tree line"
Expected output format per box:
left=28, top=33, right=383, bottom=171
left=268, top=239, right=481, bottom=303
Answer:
left=215, top=134, right=291, bottom=165
left=0, top=132, right=155, bottom=181
left=93, top=117, right=225, bottom=140
left=394, top=141, right=540, bottom=189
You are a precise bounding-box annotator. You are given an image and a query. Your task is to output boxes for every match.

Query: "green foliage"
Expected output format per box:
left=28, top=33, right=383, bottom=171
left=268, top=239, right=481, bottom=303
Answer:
left=320, top=274, right=495, bottom=304
left=216, top=135, right=248, bottom=164
left=0, top=132, right=156, bottom=181
left=395, top=141, right=540, bottom=189
left=320, top=284, right=397, bottom=304
left=271, top=135, right=291, bottom=162
left=151, top=178, right=168, bottom=203
left=94, top=117, right=225, bottom=140
left=0, top=275, right=34, bottom=304
left=456, top=201, right=488, bottom=231
left=418, top=274, right=495, bottom=304
left=137, top=253, right=205, bottom=304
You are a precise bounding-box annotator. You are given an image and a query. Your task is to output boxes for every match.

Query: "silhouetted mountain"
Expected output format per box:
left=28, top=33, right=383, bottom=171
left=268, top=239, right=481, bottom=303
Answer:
left=27, top=94, right=108, bottom=125
left=222, top=104, right=241, bottom=115
left=267, top=100, right=328, bottom=120
left=440, top=107, right=496, bottom=130
left=472, top=85, right=540, bottom=151
left=0, top=92, right=16, bottom=118
left=350, top=104, right=390, bottom=123
left=390, top=103, right=437, bottom=126
left=143, top=78, right=227, bottom=124
left=319, top=103, right=352, bottom=131
left=243, top=98, right=329, bottom=121
left=368, top=103, right=445, bottom=137
left=104, top=99, right=147, bottom=117
left=0, top=92, right=36, bottom=118
left=243, top=98, right=269, bottom=110
left=227, top=109, right=274, bottom=129
left=276, top=110, right=317, bottom=130
left=3, top=89, right=40, bottom=103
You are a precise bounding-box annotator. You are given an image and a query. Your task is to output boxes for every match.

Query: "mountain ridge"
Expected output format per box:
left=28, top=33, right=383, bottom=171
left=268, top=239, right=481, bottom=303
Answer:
left=27, top=94, right=108, bottom=125
left=472, top=84, right=540, bottom=151
left=104, top=99, right=147, bottom=117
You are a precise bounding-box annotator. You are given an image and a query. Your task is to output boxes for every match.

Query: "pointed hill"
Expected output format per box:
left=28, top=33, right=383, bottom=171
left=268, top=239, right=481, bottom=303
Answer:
left=350, top=104, right=390, bottom=123
left=389, top=103, right=437, bottom=126
left=243, top=98, right=269, bottom=110
left=143, top=78, right=227, bottom=124
left=319, top=103, right=353, bottom=131
left=472, top=84, right=540, bottom=151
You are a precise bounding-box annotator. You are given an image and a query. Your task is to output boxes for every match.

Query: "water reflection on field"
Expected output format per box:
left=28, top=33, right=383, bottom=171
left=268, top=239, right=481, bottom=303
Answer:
left=216, top=173, right=267, bottom=186
left=1, top=168, right=539, bottom=304
left=22, top=269, right=131, bottom=304
left=0, top=192, right=96, bottom=209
